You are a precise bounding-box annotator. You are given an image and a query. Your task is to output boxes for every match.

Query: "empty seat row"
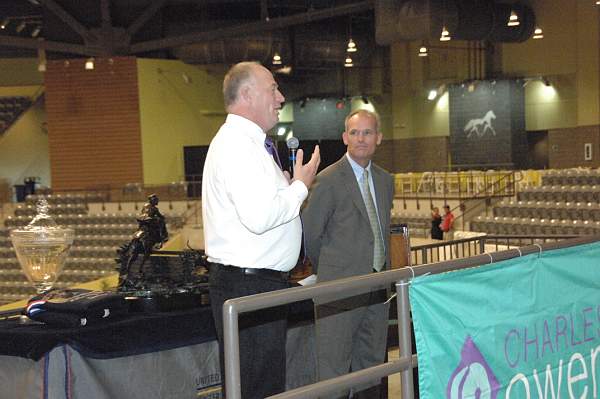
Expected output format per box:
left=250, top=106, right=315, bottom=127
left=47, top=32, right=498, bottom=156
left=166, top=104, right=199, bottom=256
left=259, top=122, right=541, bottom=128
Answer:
left=0, top=245, right=118, bottom=258
left=5, top=213, right=185, bottom=229
left=518, top=185, right=600, bottom=203
left=494, top=201, right=600, bottom=221
left=392, top=213, right=430, bottom=228
left=25, top=192, right=109, bottom=205
left=0, top=280, right=69, bottom=296
left=471, top=216, right=599, bottom=236
left=72, top=224, right=137, bottom=236
left=3, top=218, right=137, bottom=235
left=69, top=246, right=119, bottom=258
left=64, top=258, right=118, bottom=271
left=0, top=269, right=109, bottom=285
left=14, top=203, right=88, bottom=216
left=391, top=212, right=432, bottom=238
left=0, top=293, right=32, bottom=306
left=74, top=235, right=132, bottom=247
left=542, top=169, right=600, bottom=186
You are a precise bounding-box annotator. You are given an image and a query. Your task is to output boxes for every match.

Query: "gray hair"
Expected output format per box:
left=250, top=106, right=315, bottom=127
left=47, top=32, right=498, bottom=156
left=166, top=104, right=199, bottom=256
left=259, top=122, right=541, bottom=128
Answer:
left=344, top=109, right=380, bottom=132
left=222, top=61, right=260, bottom=109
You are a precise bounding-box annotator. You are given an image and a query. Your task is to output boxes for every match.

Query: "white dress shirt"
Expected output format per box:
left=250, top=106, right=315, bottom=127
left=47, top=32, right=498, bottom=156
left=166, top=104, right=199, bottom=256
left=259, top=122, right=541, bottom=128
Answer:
left=202, top=114, right=307, bottom=271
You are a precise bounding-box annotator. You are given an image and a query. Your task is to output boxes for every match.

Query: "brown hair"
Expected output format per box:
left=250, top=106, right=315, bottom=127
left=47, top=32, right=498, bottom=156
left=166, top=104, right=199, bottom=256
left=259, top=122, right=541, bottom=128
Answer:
left=344, top=109, right=380, bottom=132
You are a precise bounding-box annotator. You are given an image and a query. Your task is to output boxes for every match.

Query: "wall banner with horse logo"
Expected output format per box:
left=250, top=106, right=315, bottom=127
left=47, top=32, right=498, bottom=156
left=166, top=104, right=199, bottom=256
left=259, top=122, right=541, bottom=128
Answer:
left=409, top=241, right=600, bottom=399
left=448, top=80, right=528, bottom=169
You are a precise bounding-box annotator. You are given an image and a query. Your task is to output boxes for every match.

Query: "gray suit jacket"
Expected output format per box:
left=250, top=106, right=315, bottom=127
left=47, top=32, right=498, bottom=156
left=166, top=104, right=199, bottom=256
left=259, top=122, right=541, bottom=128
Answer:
left=302, top=155, right=394, bottom=305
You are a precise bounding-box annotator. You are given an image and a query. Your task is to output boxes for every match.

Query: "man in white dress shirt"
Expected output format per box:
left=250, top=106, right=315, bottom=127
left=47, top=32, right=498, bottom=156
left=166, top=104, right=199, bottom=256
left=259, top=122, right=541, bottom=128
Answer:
left=202, top=61, right=320, bottom=398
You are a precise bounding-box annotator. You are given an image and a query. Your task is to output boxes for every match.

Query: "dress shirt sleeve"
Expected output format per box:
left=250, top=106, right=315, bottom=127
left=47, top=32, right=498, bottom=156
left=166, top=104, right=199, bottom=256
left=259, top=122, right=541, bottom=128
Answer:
left=223, top=136, right=308, bottom=235
left=301, top=175, right=334, bottom=274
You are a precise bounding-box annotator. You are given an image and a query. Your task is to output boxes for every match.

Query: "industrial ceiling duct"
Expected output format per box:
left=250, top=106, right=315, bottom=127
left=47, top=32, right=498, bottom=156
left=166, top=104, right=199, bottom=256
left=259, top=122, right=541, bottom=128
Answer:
left=375, top=0, right=535, bottom=45
left=173, top=37, right=349, bottom=68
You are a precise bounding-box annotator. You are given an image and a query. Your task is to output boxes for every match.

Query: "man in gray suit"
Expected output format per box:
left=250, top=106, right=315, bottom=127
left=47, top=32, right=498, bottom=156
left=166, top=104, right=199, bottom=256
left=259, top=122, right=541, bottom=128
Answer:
left=302, top=109, right=394, bottom=398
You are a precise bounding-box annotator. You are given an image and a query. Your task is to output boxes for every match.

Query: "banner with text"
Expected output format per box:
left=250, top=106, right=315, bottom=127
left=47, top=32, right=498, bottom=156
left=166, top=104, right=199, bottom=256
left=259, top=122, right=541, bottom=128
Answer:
left=410, top=241, right=600, bottom=399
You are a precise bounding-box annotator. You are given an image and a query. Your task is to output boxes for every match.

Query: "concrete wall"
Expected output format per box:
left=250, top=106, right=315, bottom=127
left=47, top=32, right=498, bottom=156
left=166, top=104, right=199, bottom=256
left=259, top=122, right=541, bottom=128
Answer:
left=0, top=98, right=49, bottom=189
left=137, top=59, right=227, bottom=185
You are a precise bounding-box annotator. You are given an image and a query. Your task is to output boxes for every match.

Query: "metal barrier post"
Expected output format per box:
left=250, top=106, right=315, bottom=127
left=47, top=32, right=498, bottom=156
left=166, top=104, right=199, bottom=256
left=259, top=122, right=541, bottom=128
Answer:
left=396, top=278, right=414, bottom=399
left=223, top=302, right=242, bottom=399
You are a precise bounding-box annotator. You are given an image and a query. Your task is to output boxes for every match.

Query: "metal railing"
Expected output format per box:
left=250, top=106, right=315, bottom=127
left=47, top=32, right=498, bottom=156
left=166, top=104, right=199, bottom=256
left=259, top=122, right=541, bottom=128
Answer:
left=409, top=234, right=578, bottom=265
left=221, top=235, right=599, bottom=399
left=396, top=170, right=518, bottom=202
left=396, top=170, right=521, bottom=230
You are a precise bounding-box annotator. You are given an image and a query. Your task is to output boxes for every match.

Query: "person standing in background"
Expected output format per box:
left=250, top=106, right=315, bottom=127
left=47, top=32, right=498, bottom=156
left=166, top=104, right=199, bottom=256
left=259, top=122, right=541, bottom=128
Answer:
left=302, top=109, right=394, bottom=399
left=440, top=204, right=455, bottom=240
left=431, top=206, right=443, bottom=240
left=202, top=61, right=320, bottom=398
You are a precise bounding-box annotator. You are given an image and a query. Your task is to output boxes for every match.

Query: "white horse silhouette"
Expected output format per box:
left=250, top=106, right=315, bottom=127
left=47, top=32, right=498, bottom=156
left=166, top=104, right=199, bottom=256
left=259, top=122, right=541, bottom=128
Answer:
left=464, top=110, right=497, bottom=138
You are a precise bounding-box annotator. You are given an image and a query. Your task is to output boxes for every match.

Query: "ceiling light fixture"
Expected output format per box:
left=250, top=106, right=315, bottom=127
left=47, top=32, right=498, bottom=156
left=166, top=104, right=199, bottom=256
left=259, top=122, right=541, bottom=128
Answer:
left=346, top=38, right=357, bottom=53
left=533, top=27, right=544, bottom=39
left=272, top=52, right=282, bottom=65
left=37, top=46, right=46, bottom=73
left=418, top=44, right=428, bottom=57
left=85, top=58, right=94, bottom=70
left=508, top=10, right=520, bottom=27
left=0, top=18, right=8, bottom=30
left=31, top=26, right=41, bottom=37
left=440, top=25, right=451, bottom=41
left=440, top=0, right=451, bottom=42
left=344, top=56, right=353, bottom=67
left=428, top=90, right=438, bottom=101
left=274, top=65, right=292, bottom=75
left=596, top=1, right=600, bottom=5
left=16, top=21, right=26, bottom=33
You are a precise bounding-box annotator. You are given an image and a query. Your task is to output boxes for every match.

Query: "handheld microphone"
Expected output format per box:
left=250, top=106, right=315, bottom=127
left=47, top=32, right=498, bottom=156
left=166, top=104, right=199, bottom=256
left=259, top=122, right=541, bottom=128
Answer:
left=286, top=137, right=299, bottom=177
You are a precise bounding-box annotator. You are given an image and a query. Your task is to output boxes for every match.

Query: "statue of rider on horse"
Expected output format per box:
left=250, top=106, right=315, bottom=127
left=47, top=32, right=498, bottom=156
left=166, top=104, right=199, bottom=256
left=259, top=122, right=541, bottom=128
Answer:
left=118, top=194, right=169, bottom=288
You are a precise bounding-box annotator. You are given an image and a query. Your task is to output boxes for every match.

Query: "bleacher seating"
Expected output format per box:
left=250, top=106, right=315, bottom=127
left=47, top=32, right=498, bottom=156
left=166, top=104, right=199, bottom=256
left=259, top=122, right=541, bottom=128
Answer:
left=0, top=96, right=32, bottom=135
left=472, top=168, right=600, bottom=236
left=392, top=211, right=431, bottom=238
left=0, top=194, right=187, bottom=305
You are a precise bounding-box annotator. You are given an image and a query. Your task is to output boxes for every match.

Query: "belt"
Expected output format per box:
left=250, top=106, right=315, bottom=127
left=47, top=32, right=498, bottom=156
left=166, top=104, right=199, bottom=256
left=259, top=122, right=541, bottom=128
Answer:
left=210, top=263, right=290, bottom=281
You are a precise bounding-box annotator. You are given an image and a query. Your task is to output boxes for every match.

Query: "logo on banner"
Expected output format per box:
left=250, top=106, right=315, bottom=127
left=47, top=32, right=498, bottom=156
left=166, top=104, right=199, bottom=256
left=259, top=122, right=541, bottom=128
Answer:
left=464, top=110, right=497, bottom=138
left=447, top=336, right=500, bottom=399
left=195, top=372, right=222, bottom=398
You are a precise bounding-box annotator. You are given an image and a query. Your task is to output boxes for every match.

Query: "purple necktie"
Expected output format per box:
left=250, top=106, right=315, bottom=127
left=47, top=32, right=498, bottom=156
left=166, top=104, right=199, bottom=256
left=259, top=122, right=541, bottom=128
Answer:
left=264, top=136, right=283, bottom=170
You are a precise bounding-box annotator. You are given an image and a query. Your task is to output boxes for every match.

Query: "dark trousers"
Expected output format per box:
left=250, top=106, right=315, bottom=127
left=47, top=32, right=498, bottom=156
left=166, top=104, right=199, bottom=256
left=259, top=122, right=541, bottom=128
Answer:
left=209, top=266, right=289, bottom=399
left=315, top=290, right=389, bottom=399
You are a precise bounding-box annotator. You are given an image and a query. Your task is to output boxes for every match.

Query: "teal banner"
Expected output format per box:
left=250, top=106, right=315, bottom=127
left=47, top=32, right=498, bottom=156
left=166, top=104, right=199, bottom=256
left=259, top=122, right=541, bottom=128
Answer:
left=410, top=241, right=600, bottom=399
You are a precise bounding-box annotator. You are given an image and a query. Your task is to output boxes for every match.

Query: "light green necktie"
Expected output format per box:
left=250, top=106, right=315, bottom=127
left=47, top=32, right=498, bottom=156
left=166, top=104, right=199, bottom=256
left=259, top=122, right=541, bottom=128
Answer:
left=362, top=169, right=385, bottom=272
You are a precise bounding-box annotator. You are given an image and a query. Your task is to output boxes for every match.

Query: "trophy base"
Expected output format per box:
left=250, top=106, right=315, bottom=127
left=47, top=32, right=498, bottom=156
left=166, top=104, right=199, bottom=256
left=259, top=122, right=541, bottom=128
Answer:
left=116, top=250, right=210, bottom=312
